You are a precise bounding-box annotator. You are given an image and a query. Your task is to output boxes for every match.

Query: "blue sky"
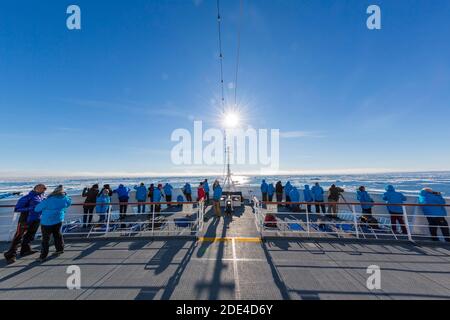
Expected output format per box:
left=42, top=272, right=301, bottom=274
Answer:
left=1, top=0, right=450, bottom=177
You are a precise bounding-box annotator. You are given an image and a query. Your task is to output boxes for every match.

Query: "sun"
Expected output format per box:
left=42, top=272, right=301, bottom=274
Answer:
left=223, top=112, right=240, bottom=128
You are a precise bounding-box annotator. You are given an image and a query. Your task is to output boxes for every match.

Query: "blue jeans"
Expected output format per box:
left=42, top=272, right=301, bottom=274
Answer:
left=137, top=201, right=146, bottom=213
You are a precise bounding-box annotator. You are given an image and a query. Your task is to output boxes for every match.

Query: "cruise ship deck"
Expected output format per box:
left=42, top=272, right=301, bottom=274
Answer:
left=1, top=203, right=450, bottom=300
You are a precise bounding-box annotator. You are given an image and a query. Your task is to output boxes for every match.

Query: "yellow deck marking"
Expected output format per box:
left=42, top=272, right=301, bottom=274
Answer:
left=198, top=237, right=261, bottom=243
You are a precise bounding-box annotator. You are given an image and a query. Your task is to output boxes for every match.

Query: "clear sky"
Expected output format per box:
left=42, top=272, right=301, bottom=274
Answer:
left=1, top=0, right=450, bottom=177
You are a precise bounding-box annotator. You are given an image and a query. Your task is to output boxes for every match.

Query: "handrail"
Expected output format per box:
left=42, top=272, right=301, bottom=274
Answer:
left=0, top=201, right=200, bottom=208
left=261, top=201, right=450, bottom=207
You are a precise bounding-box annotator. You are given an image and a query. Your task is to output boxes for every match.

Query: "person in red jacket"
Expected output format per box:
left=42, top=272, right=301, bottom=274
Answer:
left=197, top=182, right=206, bottom=202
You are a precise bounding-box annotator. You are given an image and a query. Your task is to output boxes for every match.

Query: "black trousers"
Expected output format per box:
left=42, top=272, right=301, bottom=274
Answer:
left=276, top=193, right=282, bottom=203
left=268, top=194, right=274, bottom=202
left=40, top=223, right=64, bottom=259
left=262, top=192, right=268, bottom=202
left=426, top=217, right=450, bottom=241
left=137, top=201, right=146, bottom=213
left=315, top=201, right=326, bottom=214
left=83, top=206, right=95, bottom=227
left=119, top=197, right=128, bottom=219
left=205, top=192, right=210, bottom=204
left=4, top=218, right=40, bottom=259
left=185, top=194, right=192, bottom=202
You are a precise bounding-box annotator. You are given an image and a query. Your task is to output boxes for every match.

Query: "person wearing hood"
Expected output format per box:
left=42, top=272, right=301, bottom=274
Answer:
left=311, top=183, right=326, bottom=214
left=383, top=185, right=408, bottom=234
left=113, top=184, right=131, bottom=220
left=3, top=184, right=47, bottom=264
left=327, top=184, right=344, bottom=216
left=419, top=188, right=449, bottom=242
left=261, top=180, right=269, bottom=202
left=289, top=186, right=300, bottom=212
left=152, top=184, right=163, bottom=213
left=213, top=181, right=223, bottom=217
left=284, top=181, right=293, bottom=205
left=82, top=184, right=99, bottom=228
left=275, top=181, right=283, bottom=203
left=34, top=185, right=72, bottom=262
left=203, top=179, right=210, bottom=204
left=163, top=183, right=174, bottom=205
left=268, top=183, right=275, bottom=202
left=183, top=183, right=192, bottom=202
left=96, top=188, right=111, bottom=223
left=134, top=183, right=148, bottom=213
left=357, top=186, right=378, bottom=229
left=303, top=185, right=313, bottom=213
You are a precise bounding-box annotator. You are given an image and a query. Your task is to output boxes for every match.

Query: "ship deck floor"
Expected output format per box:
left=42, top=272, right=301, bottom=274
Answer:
left=1, top=204, right=450, bottom=300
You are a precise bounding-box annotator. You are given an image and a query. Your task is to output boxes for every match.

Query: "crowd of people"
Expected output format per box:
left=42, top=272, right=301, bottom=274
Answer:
left=2, top=178, right=449, bottom=265
left=261, top=180, right=449, bottom=242
left=2, top=179, right=225, bottom=265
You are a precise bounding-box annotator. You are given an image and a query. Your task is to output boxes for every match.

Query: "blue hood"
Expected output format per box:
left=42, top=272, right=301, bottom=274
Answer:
left=385, top=185, right=395, bottom=192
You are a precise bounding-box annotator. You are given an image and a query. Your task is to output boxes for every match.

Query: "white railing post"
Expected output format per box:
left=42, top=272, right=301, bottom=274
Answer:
left=105, top=205, right=111, bottom=237
left=402, top=206, right=413, bottom=242
left=151, top=203, right=155, bottom=237
left=305, top=207, right=311, bottom=236
left=352, top=205, right=360, bottom=238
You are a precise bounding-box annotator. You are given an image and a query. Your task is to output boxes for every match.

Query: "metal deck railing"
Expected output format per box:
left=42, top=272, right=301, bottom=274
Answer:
left=0, top=201, right=206, bottom=241
left=252, top=198, right=450, bottom=243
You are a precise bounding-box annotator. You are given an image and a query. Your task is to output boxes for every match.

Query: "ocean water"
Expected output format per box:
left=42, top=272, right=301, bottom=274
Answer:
left=1, top=171, right=450, bottom=198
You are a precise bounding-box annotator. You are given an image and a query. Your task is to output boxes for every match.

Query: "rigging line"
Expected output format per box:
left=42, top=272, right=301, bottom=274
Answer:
left=216, top=0, right=227, bottom=179
left=234, top=0, right=244, bottom=107
left=216, top=0, right=225, bottom=112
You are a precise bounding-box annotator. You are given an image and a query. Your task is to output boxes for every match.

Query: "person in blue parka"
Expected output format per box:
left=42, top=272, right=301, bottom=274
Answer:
left=96, top=188, right=111, bottom=223
left=152, top=184, right=163, bottom=214
left=357, top=186, right=379, bottom=229
left=183, top=183, right=192, bottom=202
left=303, top=185, right=313, bottom=213
left=134, top=183, right=148, bottom=213
left=383, top=185, right=408, bottom=234
left=261, top=180, right=269, bottom=202
left=3, top=184, right=46, bottom=264
left=163, top=183, right=174, bottom=204
left=113, top=184, right=131, bottom=219
left=284, top=181, right=293, bottom=204
left=213, top=180, right=223, bottom=217
left=268, top=183, right=275, bottom=202
left=311, top=182, right=326, bottom=214
left=34, top=185, right=72, bottom=261
left=203, top=179, right=210, bottom=204
left=289, top=186, right=300, bottom=212
left=419, top=188, right=449, bottom=242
